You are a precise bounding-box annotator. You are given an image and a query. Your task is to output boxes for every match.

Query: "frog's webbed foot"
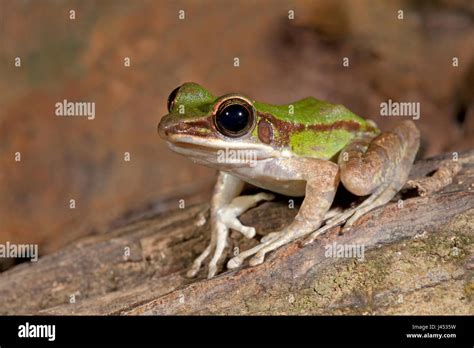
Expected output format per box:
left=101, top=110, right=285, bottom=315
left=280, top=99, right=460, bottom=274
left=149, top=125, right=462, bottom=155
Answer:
left=328, top=159, right=462, bottom=239
left=187, top=192, right=274, bottom=279
left=227, top=231, right=283, bottom=269
left=405, top=160, right=462, bottom=197
left=217, top=192, right=275, bottom=238
left=303, top=182, right=396, bottom=245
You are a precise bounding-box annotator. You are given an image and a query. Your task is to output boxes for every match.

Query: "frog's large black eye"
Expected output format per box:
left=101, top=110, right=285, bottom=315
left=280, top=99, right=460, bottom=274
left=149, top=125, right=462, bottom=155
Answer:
left=215, top=99, right=254, bottom=137
left=167, top=86, right=181, bottom=112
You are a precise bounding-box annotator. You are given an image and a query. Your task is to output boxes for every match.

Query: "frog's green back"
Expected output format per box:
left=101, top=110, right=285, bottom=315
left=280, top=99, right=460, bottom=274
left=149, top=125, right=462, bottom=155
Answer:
left=254, top=97, right=378, bottom=160
left=254, top=97, right=366, bottom=125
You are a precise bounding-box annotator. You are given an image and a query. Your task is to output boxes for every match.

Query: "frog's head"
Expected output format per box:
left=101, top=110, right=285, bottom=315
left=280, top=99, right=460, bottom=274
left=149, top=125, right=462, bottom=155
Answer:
left=158, top=82, right=277, bottom=169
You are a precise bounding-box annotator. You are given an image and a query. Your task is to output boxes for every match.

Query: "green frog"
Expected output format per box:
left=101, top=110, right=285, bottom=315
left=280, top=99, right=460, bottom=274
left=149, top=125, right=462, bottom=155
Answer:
left=158, top=82, right=420, bottom=279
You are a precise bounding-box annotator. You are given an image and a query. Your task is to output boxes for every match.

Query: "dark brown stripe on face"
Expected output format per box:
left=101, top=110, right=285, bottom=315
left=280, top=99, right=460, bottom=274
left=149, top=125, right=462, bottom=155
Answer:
left=257, top=112, right=369, bottom=146
left=169, top=118, right=213, bottom=137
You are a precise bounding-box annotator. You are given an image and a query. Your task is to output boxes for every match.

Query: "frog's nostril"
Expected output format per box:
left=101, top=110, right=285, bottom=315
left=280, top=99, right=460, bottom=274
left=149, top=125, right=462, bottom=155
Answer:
left=158, top=121, right=169, bottom=139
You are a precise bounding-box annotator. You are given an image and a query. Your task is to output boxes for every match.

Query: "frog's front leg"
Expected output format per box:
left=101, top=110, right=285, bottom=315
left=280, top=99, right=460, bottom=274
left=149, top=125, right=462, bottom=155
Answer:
left=187, top=171, right=274, bottom=279
left=228, top=159, right=339, bottom=268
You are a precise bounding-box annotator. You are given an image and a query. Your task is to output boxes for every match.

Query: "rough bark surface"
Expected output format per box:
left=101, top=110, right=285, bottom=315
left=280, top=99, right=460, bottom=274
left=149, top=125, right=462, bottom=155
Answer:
left=0, top=151, right=473, bottom=315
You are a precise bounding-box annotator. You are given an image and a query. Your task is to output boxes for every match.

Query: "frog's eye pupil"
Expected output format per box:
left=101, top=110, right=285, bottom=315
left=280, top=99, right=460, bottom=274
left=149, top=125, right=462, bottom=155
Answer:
left=167, top=86, right=181, bottom=112
left=215, top=101, right=253, bottom=137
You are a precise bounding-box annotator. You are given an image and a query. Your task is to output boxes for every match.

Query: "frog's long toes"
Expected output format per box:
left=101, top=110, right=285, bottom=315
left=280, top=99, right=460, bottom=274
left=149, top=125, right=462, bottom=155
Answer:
left=261, top=231, right=281, bottom=243
left=219, top=213, right=255, bottom=239
left=227, top=257, right=242, bottom=269
left=340, top=224, right=351, bottom=235
left=249, top=253, right=265, bottom=266
left=303, top=233, right=319, bottom=246
left=187, top=260, right=201, bottom=277
left=303, top=224, right=333, bottom=246
left=241, top=226, right=256, bottom=239
left=186, top=243, right=212, bottom=278
left=207, top=265, right=217, bottom=279
left=186, top=267, right=199, bottom=278
left=256, top=192, right=276, bottom=201
left=220, top=192, right=275, bottom=240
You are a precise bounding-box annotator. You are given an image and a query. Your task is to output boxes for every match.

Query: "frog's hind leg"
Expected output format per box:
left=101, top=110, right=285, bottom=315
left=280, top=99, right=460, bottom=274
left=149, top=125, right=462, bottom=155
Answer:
left=306, top=120, right=420, bottom=243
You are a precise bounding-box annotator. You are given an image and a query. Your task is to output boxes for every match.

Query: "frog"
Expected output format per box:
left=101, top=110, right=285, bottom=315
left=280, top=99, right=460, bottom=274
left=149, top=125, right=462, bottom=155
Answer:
left=158, top=82, right=420, bottom=279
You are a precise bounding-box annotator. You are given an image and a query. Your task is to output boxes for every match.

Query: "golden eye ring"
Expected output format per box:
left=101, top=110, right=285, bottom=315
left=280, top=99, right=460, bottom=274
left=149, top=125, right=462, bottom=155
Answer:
left=213, top=98, right=255, bottom=137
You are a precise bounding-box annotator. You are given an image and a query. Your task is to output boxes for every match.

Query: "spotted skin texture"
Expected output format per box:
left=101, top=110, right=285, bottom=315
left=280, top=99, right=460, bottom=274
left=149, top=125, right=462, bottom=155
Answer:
left=158, top=83, right=420, bottom=278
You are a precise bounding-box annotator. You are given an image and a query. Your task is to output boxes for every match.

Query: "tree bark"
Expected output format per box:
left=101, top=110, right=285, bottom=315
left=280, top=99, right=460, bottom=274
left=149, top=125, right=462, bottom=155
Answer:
left=0, top=151, right=473, bottom=315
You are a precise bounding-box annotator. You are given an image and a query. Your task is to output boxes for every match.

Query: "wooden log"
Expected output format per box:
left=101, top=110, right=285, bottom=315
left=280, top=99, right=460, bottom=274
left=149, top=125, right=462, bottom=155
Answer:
left=0, top=151, right=472, bottom=315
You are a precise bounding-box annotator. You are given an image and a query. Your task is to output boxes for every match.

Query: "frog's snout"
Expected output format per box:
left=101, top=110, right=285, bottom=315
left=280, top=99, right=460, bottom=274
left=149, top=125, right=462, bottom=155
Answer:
left=158, top=116, right=172, bottom=139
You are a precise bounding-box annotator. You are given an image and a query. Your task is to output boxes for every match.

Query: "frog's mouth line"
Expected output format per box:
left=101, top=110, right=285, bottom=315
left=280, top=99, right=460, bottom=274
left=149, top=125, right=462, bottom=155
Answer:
left=166, top=135, right=278, bottom=161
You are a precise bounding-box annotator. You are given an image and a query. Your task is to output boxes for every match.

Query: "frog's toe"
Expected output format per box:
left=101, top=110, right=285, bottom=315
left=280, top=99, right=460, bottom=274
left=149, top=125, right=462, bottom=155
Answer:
left=227, top=256, right=242, bottom=269
left=248, top=229, right=306, bottom=266
left=249, top=252, right=265, bottom=266
left=255, top=192, right=276, bottom=202
left=303, top=219, right=344, bottom=245
left=325, top=207, right=356, bottom=226
left=217, top=192, right=274, bottom=240
left=186, top=244, right=212, bottom=278
left=261, top=231, right=283, bottom=243
left=225, top=232, right=280, bottom=270
left=322, top=207, right=344, bottom=222
left=186, top=265, right=200, bottom=278
left=341, top=225, right=352, bottom=234
left=341, top=210, right=366, bottom=233
left=226, top=219, right=255, bottom=239
left=207, top=264, right=218, bottom=279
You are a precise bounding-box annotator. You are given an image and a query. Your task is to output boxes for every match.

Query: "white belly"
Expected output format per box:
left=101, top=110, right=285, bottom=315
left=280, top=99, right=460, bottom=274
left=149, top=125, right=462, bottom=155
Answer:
left=224, top=158, right=307, bottom=197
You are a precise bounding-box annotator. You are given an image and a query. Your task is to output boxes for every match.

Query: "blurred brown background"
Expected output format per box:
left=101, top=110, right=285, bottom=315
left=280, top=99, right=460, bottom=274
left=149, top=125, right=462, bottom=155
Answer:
left=0, top=0, right=473, bottom=265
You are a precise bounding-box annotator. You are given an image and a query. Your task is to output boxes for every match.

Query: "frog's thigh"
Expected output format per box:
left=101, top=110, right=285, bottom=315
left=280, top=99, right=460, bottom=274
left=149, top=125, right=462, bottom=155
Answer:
left=338, top=120, right=420, bottom=229
left=246, top=158, right=340, bottom=266
left=339, top=120, right=420, bottom=196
